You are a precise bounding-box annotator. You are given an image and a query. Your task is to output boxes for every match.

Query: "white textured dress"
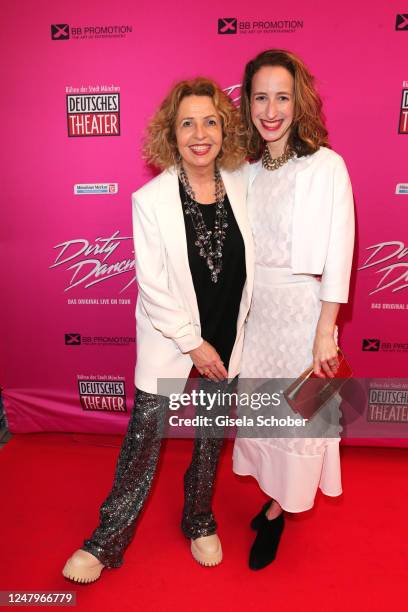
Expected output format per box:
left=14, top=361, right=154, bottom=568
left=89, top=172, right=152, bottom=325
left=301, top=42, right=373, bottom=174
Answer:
left=232, top=155, right=342, bottom=512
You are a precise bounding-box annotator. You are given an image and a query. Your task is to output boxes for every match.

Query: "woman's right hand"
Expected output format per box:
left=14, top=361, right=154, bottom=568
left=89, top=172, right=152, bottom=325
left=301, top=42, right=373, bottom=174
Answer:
left=188, top=341, right=228, bottom=381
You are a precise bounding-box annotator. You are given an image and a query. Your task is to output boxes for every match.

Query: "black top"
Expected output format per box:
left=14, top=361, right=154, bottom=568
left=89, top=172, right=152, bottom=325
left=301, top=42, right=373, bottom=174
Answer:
left=179, top=180, right=246, bottom=368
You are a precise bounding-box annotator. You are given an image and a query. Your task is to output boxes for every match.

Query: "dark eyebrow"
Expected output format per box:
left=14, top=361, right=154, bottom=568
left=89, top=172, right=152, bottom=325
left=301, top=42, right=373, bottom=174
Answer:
left=252, top=90, right=291, bottom=96
left=179, top=114, right=218, bottom=120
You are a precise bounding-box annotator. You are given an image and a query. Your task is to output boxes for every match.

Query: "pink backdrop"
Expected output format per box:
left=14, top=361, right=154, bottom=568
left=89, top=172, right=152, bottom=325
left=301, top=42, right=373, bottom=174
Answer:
left=1, top=0, right=407, bottom=441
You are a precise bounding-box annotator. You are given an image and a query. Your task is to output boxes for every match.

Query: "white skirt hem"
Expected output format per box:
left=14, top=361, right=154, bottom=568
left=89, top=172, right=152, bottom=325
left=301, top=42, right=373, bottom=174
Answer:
left=233, top=438, right=342, bottom=513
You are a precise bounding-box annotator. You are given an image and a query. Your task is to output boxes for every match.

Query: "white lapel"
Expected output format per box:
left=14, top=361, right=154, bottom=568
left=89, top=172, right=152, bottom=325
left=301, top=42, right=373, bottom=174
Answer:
left=154, top=166, right=254, bottom=327
left=221, top=166, right=254, bottom=313
left=248, top=160, right=262, bottom=189
left=220, top=167, right=247, bottom=239
left=155, top=168, right=200, bottom=321
left=292, top=149, right=322, bottom=249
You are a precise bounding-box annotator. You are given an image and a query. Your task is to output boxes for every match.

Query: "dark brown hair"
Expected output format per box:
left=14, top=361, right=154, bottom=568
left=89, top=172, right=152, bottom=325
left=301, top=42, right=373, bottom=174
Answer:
left=241, top=49, right=329, bottom=159
left=143, top=77, right=246, bottom=170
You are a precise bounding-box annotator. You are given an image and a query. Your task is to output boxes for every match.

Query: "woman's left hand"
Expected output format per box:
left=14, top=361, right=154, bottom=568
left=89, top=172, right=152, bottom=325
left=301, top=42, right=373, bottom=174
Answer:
left=312, top=330, right=339, bottom=378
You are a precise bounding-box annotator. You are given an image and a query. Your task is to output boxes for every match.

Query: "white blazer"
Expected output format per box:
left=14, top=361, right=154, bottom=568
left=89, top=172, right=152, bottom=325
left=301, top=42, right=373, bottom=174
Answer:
left=132, top=165, right=254, bottom=394
left=249, top=147, right=355, bottom=303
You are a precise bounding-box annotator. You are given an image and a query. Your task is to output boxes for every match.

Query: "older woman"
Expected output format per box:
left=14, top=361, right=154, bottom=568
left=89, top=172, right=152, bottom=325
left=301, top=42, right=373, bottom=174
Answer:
left=62, top=77, right=253, bottom=583
left=233, top=50, right=355, bottom=570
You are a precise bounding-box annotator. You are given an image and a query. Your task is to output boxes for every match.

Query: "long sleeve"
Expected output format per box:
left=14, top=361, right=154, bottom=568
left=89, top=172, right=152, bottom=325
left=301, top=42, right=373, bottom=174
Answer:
left=132, top=191, right=203, bottom=353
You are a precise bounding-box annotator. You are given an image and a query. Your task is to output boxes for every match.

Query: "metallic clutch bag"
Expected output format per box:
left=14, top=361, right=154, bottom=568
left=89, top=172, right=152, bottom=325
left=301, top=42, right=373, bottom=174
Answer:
left=283, top=349, right=353, bottom=420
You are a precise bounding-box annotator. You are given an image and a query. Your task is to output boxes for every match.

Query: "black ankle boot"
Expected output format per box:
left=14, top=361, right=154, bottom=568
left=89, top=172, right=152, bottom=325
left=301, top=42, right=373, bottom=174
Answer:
left=250, top=501, right=272, bottom=531
left=249, top=511, right=285, bottom=570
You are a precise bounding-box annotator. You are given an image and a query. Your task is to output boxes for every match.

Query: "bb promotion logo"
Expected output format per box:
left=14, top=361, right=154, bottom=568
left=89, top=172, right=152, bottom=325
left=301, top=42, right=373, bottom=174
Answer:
left=362, top=338, right=408, bottom=353
left=65, top=334, right=135, bottom=346
left=395, top=14, right=408, bottom=30
left=51, top=23, right=132, bottom=40
left=362, top=339, right=380, bottom=352
left=218, top=18, right=237, bottom=34
left=217, top=17, right=303, bottom=35
left=65, top=333, right=81, bottom=346
left=66, top=93, right=120, bottom=137
left=51, top=24, right=69, bottom=40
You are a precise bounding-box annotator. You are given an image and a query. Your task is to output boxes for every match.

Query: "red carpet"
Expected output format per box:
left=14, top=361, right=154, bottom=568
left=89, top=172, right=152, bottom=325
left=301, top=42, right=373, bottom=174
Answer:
left=0, top=434, right=406, bottom=611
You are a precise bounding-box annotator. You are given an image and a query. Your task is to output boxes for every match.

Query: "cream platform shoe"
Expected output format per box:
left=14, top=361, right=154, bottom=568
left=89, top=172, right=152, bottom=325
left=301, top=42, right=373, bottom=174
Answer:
left=62, top=549, right=105, bottom=583
left=190, top=534, right=222, bottom=567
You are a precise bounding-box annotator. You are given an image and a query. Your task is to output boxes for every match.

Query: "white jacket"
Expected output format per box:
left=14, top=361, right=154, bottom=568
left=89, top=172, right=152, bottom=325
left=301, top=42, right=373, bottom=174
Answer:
left=132, top=165, right=254, bottom=394
left=249, top=147, right=355, bottom=303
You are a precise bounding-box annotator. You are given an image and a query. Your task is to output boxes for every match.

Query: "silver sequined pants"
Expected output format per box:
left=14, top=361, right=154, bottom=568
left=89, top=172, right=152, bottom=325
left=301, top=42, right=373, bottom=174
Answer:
left=82, top=387, right=224, bottom=568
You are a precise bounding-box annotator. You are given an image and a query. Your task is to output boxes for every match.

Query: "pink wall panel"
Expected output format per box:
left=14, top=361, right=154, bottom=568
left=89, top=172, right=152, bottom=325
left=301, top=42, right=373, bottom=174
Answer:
left=1, top=0, right=407, bottom=441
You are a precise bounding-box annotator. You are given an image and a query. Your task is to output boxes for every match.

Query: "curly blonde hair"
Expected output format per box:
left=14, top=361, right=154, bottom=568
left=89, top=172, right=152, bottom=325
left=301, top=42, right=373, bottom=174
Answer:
left=143, top=77, right=246, bottom=171
left=241, top=49, right=329, bottom=159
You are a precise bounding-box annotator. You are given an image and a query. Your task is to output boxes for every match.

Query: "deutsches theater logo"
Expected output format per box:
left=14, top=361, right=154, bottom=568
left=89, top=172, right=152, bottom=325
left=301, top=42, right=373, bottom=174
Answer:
left=67, top=93, right=120, bottom=137
left=78, top=378, right=127, bottom=412
left=399, top=89, right=408, bottom=133
left=368, top=386, right=408, bottom=423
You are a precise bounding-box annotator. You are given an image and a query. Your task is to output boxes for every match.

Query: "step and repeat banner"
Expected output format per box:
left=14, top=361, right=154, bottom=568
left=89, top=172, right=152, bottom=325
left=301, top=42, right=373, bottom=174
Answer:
left=1, top=1, right=407, bottom=442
